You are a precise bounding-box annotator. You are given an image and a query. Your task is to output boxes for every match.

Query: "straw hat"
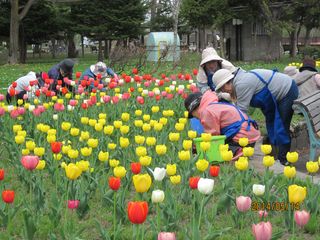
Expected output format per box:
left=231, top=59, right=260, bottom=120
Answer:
left=90, top=62, right=108, bottom=77
left=200, top=47, right=223, bottom=66
left=213, top=69, right=234, bottom=91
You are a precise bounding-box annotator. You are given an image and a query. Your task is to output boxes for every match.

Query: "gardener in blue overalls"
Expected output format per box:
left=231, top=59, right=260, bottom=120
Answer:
left=213, top=68, right=299, bottom=166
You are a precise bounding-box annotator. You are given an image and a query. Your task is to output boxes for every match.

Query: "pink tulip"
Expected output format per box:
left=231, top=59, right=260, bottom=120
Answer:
left=77, top=86, right=84, bottom=94
left=103, top=95, right=111, bottom=103
left=18, top=107, right=25, bottom=115
left=0, top=107, right=5, bottom=116
left=10, top=110, right=20, bottom=119
left=37, top=105, right=45, bottom=113
left=21, top=156, right=39, bottom=171
left=236, top=196, right=252, bottom=212
left=144, top=81, right=151, bottom=87
left=98, top=84, right=104, bottom=89
left=32, top=108, right=41, bottom=116
left=148, top=91, right=154, bottom=98
left=111, top=96, right=119, bottom=104
left=23, top=94, right=28, bottom=100
left=54, top=103, right=65, bottom=112
left=137, top=96, right=144, bottom=105
left=158, top=232, right=176, bottom=240
left=0, top=94, right=4, bottom=101
left=252, top=221, right=272, bottom=240
left=258, top=210, right=268, bottom=219
left=24, top=86, right=30, bottom=92
left=161, top=91, right=167, bottom=97
left=177, top=89, right=184, bottom=95
left=294, top=210, right=310, bottom=227
left=166, top=94, right=174, bottom=100
left=69, top=99, right=78, bottom=107
left=170, top=75, right=176, bottom=80
left=122, top=93, right=130, bottom=100
left=68, top=200, right=80, bottom=209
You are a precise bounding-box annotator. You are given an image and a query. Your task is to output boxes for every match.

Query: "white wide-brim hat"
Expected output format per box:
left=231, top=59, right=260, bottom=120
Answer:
left=200, top=47, right=223, bottom=66
left=283, top=66, right=298, bottom=78
left=213, top=69, right=235, bottom=91
left=90, top=62, right=108, bottom=78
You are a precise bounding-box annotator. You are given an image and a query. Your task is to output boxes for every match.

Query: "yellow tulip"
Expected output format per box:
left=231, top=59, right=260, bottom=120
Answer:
left=87, top=138, right=98, bottom=148
left=146, top=137, right=156, bottom=146
left=134, top=120, right=143, bottom=127
left=33, top=98, right=39, bottom=105
left=149, top=120, right=157, bottom=127
left=119, top=137, right=130, bottom=148
left=286, top=152, right=299, bottom=163
left=239, top=138, right=249, bottom=147
left=121, top=112, right=130, bottom=122
left=98, top=113, right=107, bottom=119
left=65, top=163, right=82, bottom=180
left=113, top=166, right=126, bottom=178
left=109, top=159, right=120, bottom=167
left=263, top=155, right=275, bottom=167
left=243, top=147, right=254, bottom=157
left=81, top=147, right=92, bottom=157
left=184, top=111, right=189, bottom=118
left=14, top=136, right=25, bottom=144
left=133, top=174, right=152, bottom=193
left=34, top=147, right=45, bottom=157
left=70, top=128, right=80, bottom=136
left=36, top=160, right=46, bottom=170
left=95, top=123, right=103, bottom=132
left=143, top=114, right=151, bottom=122
left=76, top=160, right=90, bottom=172
left=284, top=166, right=296, bottom=178
left=89, top=119, right=97, bottom=127
left=306, top=161, right=319, bottom=174
left=155, top=145, right=167, bottom=155
left=47, top=134, right=56, bottom=143
left=221, top=150, right=233, bottom=161
left=219, top=144, right=229, bottom=152
left=22, top=148, right=30, bottom=155
left=17, top=130, right=27, bottom=137
left=113, top=120, right=122, bottom=129
left=166, top=164, right=177, bottom=176
left=139, top=156, right=152, bottom=166
left=54, top=153, right=62, bottom=161
left=108, top=143, right=117, bottom=150
left=201, top=133, right=212, bottom=142
left=169, top=132, right=180, bottom=142
left=135, top=135, right=145, bottom=145
left=81, top=117, right=89, bottom=125
left=153, top=122, right=163, bottom=131
left=175, top=123, right=185, bottom=131
left=61, top=122, right=71, bottom=131
left=151, top=106, right=160, bottom=113
left=17, top=99, right=23, bottom=105
left=47, top=129, right=56, bottom=135
left=80, top=131, right=90, bottom=141
left=98, top=151, right=109, bottom=162
left=36, top=123, right=44, bottom=131
left=98, top=119, right=106, bottom=126
left=62, top=145, right=71, bottom=155
left=104, top=125, right=114, bottom=135
left=159, top=117, right=168, bottom=126
left=261, top=145, right=272, bottom=155
left=200, top=142, right=210, bottom=152
left=142, top=123, right=151, bottom=132
left=196, top=159, right=209, bottom=172
left=13, top=124, right=22, bottom=133
left=136, top=146, right=147, bottom=157
left=182, top=140, right=192, bottom=150
left=68, top=149, right=79, bottom=159
left=170, top=175, right=181, bottom=185
left=135, top=110, right=142, bottom=116
left=188, top=130, right=197, bottom=139
left=120, top=125, right=130, bottom=134
left=288, top=184, right=307, bottom=204
left=178, top=150, right=190, bottom=161
left=26, top=141, right=36, bottom=151
left=178, top=118, right=187, bottom=124
left=235, top=157, right=249, bottom=171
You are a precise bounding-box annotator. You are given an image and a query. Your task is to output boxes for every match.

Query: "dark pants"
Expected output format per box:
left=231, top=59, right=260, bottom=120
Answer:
left=6, top=91, right=26, bottom=104
left=227, top=140, right=255, bottom=155
left=277, top=81, right=299, bottom=163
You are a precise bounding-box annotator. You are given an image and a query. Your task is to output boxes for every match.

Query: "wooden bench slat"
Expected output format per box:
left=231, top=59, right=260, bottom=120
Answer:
left=312, top=113, right=320, bottom=126
left=295, top=91, right=320, bottom=106
left=314, top=121, right=320, bottom=133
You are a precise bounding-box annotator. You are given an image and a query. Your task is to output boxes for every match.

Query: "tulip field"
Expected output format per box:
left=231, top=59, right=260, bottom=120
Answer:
left=0, top=57, right=319, bottom=240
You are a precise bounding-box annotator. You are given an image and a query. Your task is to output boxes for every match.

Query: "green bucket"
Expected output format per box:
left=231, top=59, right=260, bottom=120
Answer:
left=193, top=135, right=226, bottom=163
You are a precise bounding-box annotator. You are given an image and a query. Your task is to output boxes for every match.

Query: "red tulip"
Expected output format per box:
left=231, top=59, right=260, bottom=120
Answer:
left=193, top=69, right=198, bottom=75
left=41, top=72, right=49, bottom=80
left=96, top=73, right=102, bottom=80
left=108, top=177, right=121, bottom=191
left=54, top=103, right=65, bottom=112
left=9, top=88, right=16, bottom=96
left=158, top=232, right=176, bottom=240
left=68, top=200, right=80, bottom=209
left=81, top=103, right=88, bottom=109
left=21, top=155, right=39, bottom=171
left=252, top=221, right=272, bottom=240
left=161, top=73, right=166, bottom=79
left=127, top=201, right=148, bottom=224
left=137, top=96, right=144, bottom=105
left=12, top=82, right=17, bottom=88
left=185, top=74, right=191, bottom=80
left=0, top=169, right=4, bottom=180
left=189, top=177, right=200, bottom=189
left=132, top=68, right=138, bottom=75
left=125, top=76, right=131, bottom=83
left=134, top=76, right=141, bottom=83
left=121, top=73, right=127, bottom=79
left=236, top=196, right=252, bottom=212
left=75, top=72, right=82, bottom=78
left=57, top=80, right=63, bottom=85
left=111, top=96, right=119, bottom=104
left=10, top=109, right=20, bottom=119
left=209, top=165, right=220, bottom=177
left=2, top=190, right=14, bottom=204
left=131, top=162, right=141, bottom=174
left=51, top=142, right=62, bottom=154
left=294, top=210, right=310, bottom=227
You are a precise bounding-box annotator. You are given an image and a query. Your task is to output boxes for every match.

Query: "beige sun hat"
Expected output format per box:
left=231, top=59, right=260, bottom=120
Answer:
left=200, top=47, right=223, bottom=66
left=213, top=69, right=234, bottom=91
left=90, top=62, right=108, bottom=77
left=284, top=66, right=298, bottom=78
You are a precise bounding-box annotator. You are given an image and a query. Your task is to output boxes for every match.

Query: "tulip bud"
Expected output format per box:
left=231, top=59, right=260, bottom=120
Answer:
left=151, top=190, right=165, bottom=203
left=252, top=184, right=265, bottom=196
left=197, top=178, right=214, bottom=195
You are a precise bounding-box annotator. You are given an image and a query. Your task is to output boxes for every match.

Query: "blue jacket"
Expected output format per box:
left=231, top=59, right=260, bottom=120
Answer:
left=48, top=63, right=73, bottom=92
left=79, top=67, right=115, bottom=88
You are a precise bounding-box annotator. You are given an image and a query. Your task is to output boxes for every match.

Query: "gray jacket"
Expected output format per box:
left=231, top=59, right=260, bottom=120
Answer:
left=293, top=70, right=319, bottom=99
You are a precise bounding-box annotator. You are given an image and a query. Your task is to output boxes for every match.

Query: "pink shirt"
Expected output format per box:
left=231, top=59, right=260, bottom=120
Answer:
left=198, top=91, right=261, bottom=143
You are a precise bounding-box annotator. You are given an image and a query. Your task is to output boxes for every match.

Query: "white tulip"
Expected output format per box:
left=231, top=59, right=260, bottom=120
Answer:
left=151, top=190, right=165, bottom=203
left=252, top=184, right=265, bottom=196
left=189, top=80, right=194, bottom=84
left=172, top=81, right=176, bottom=85
left=198, top=178, right=214, bottom=195
left=153, top=167, right=166, bottom=181
left=131, top=78, right=134, bottom=83
left=7, top=105, right=14, bottom=112
left=154, top=89, right=160, bottom=95
left=67, top=105, right=74, bottom=111
left=28, top=105, right=35, bottom=112
left=105, top=78, right=111, bottom=83
left=137, top=83, right=141, bottom=87
left=118, top=79, right=124, bottom=85
left=169, top=85, right=175, bottom=91
left=178, top=85, right=184, bottom=90
left=53, top=114, right=58, bottom=120
left=70, top=81, right=76, bottom=86
left=155, top=79, right=160, bottom=84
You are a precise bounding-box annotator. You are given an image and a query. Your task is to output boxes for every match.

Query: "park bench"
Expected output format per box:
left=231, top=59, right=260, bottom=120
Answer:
left=292, top=90, right=320, bottom=161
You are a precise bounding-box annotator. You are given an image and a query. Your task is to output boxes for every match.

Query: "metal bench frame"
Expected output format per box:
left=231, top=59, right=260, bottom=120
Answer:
left=293, top=90, right=320, bottom=161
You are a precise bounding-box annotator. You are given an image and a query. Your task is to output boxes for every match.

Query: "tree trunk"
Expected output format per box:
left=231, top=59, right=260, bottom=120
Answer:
left=212, top=29, right=218, bottom=49
left=81, top=35, right=84, bottom=58
left=98, top=40, right=103, bottom=61
left=9, top=0, right=19, bottom=64
left=150, top=0, right=157, bottom=31
left=219, top=26, right=225, bottom=58
left=51, top=38, right=56, bottom=58
left=172, top=0, right=181, bottom=64
left=67, top=33, right=76, bottom=58
left=289, top=27, right=298, bottom=58
left=19, top=25, right=27, bottom=64
left=198, top=27, right=206, bottom=52
left=304, top=27, right=312, bottom=47
left=104, top=39, right=109, bottom=59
